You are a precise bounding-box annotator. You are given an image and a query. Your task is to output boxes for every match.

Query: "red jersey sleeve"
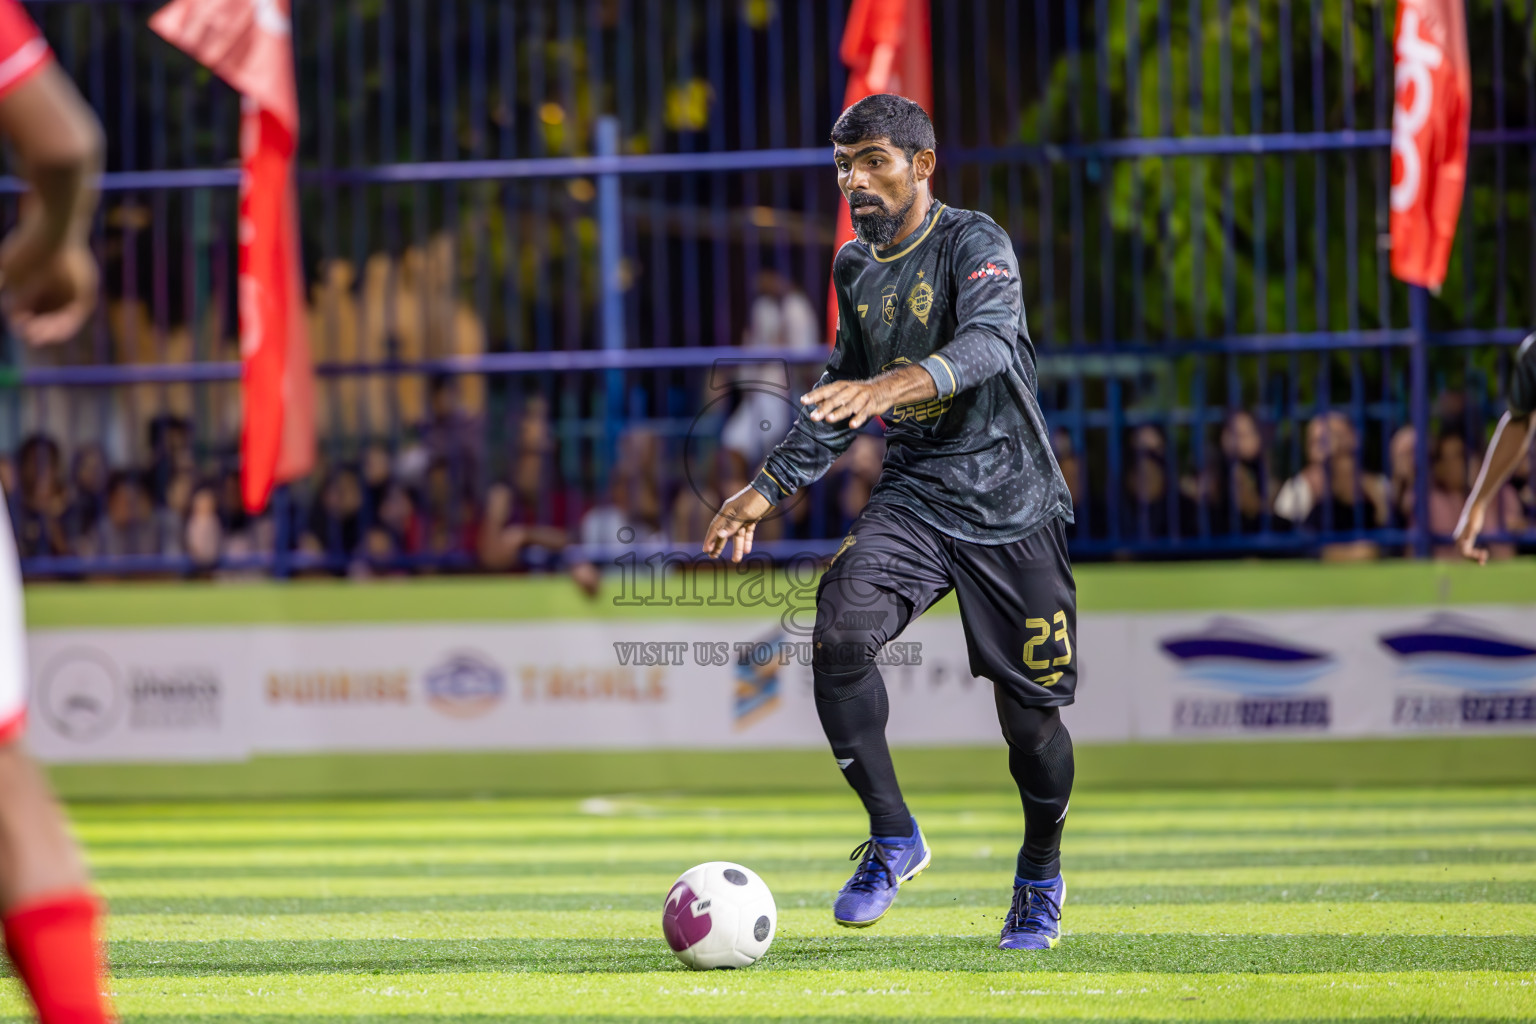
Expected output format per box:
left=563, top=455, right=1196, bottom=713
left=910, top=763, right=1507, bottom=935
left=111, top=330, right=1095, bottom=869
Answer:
left=0, top=0, right=50, bottom=103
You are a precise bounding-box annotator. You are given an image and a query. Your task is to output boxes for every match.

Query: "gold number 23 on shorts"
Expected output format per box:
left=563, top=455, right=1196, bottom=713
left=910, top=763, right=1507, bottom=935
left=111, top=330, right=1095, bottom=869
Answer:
left=1022, top=610, right=1072, bottom=673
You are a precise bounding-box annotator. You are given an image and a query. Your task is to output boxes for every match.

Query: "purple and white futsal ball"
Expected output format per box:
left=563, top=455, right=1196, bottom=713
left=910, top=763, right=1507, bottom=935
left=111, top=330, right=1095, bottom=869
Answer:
left=661, top=861, right=777, bottom=969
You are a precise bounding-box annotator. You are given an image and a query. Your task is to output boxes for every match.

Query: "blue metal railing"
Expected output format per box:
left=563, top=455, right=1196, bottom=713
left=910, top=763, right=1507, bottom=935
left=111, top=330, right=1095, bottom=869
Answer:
left=7, top=0, right=1536, bottom=579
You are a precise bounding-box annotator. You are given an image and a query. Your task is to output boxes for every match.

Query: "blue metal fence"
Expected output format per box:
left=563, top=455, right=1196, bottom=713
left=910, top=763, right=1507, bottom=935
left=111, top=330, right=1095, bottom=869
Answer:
left=7, top=0, right=1536, bottom=579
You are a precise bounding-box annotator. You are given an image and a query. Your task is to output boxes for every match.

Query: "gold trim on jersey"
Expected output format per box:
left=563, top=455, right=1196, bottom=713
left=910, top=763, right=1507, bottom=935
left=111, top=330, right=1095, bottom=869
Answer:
left=928, top=353, right=958, bottom=395
left=760, top=468, right=789, bottom=495
left=869, top=203, right=947, bottom=263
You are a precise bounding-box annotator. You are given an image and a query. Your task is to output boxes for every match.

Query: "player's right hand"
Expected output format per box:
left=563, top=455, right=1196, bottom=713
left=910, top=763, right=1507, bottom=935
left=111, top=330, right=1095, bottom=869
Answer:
left=703, top=485, right=772, bottom=562
left=2, top=241, right=98, bottom=346
left=1452, top=500, right=1487, bottom=565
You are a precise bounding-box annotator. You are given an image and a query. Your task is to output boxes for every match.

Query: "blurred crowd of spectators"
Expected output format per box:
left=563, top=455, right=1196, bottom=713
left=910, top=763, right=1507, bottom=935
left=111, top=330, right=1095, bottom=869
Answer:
left=12, top=389, right=1531, bottom=580
left=1053, top=405, right=1534, bottom=561
left=7, top=270, right=1531, bottom=576
left=4, top=367, right=886, bottom=583
left=7, top=413, right=273, bottom=573
left=4, top=269, right=888, bottom=582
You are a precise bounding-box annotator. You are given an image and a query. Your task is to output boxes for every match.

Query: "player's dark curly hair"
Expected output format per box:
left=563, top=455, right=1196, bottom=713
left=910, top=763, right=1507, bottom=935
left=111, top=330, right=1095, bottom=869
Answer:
left=830, top=93, right=936, bottom=159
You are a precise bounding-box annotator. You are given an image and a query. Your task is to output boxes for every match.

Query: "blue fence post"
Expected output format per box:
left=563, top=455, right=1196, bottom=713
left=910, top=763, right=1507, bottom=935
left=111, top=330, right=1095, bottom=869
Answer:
left=596, top=115, right=625, bottom=478
left=272, top=484, right=293, bottom=579
left=1409, top=285, right=1431, bottom=559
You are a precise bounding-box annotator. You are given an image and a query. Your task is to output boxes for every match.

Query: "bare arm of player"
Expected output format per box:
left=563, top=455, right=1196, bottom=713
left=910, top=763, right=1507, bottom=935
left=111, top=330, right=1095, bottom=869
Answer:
left=0, top=60, right=103, bottom=346
left=801, top=361, right=937, bottom=430
left=1453, top=410, right=1534, bottom=564
left=702, top=484, right=774, bottom=563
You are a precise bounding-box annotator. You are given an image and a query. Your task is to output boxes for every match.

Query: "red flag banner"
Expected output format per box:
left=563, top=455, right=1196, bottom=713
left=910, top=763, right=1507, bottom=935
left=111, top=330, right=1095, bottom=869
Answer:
left=1390, top=0, right=1470, bottom=292
left=827, top=0, right=931, bottom=344
left=151, top=0, right=314, bottom=513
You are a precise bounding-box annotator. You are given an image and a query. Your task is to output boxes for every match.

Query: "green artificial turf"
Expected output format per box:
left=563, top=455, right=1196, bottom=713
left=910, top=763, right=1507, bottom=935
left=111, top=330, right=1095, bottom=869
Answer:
left=43, top=737, right=1536, bottom=801
left=0, top=787, right=1529, bottom=1021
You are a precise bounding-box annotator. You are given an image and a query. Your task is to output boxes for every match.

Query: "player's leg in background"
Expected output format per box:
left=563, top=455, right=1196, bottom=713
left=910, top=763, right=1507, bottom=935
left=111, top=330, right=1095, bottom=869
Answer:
left=994, top=693, right=1074, bottom=882
left=0, top=501, right=112, bottom=1024
left=952, top=517, right=1077, bottom=875
left=951, top=516, right=1076, bottom=948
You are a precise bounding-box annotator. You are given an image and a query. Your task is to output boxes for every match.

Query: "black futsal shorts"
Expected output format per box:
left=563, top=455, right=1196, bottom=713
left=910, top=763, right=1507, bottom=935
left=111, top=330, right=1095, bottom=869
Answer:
left=816, top=502, right=1077, bottom=707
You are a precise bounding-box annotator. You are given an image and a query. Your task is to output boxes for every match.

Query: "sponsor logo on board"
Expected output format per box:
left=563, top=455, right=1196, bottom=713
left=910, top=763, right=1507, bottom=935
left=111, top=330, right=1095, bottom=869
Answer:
left=36, top=649, right=222, bottom=741
left=1159, top=619, right=1334, bottom=732
left=1380, top=615, right=1536, bottom=729
left=423, top=652, right=505, bottom=719
left=265, top=670, right=410, bottom=705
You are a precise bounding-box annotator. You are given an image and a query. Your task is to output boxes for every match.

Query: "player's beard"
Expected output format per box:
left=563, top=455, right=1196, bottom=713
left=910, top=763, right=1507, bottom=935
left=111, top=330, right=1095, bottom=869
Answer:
left=847, top=171, right=918, bottom=249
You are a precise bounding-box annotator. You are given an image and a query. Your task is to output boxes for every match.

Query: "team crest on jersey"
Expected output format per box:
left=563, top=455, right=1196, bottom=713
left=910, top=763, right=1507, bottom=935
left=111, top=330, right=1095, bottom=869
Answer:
left=881, top=285, right=898, bottom=325
left=907, top=271, right=934, bottom=327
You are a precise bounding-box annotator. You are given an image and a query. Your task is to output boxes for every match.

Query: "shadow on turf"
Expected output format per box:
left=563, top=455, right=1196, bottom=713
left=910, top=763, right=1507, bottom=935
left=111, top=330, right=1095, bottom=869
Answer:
left=93, top=934, right=1536, bottom=977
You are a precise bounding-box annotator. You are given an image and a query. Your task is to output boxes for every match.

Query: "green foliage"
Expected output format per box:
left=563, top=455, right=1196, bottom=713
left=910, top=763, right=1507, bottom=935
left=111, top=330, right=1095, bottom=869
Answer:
left=1013, top=0, right=1532, bottom=385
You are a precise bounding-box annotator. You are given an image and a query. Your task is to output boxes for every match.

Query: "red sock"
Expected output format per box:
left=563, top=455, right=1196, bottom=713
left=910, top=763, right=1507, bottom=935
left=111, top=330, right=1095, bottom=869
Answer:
left=3, top=891, right=111, bottom=1024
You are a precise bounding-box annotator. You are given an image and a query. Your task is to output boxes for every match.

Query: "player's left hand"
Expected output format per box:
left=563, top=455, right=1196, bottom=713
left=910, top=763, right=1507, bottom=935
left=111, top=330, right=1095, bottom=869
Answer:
left=801, top=378, right=893, bottom=429
left=1452, top=501, right=1488, bottom=565
left=703, top=485, right=772, bottom=562
left=2, top=242, right=98, bottom=346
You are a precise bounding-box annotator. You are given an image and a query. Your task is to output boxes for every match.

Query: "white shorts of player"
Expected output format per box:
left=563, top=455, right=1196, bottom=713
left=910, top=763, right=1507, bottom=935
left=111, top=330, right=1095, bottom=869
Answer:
left=0, top=498, right=28, bottom=742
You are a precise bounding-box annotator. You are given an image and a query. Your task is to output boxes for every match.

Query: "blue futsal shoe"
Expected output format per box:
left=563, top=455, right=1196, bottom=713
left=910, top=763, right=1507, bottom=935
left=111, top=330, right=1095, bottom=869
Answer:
left=832, top=818, right=931, bottom=927
left=999, top=874, right=1065, bottom=950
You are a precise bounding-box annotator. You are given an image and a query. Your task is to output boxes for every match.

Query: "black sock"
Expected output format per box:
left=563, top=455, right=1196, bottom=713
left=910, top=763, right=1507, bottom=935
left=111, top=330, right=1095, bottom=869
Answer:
left=996, top=690, right=1074, bottom=880
left=815, top=662, right=911, bottom=837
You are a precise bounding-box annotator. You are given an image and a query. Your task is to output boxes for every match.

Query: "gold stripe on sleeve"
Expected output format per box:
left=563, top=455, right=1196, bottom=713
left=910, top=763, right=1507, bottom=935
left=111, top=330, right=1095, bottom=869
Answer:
left=930, top=353, right=959, bottom=396
left=760, top=469, right=790, bottom=495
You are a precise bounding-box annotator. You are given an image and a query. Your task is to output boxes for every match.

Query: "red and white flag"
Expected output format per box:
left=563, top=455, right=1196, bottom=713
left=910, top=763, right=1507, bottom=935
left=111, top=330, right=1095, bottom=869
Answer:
left=151, top=0, right=315, bottom=512
left=1390, top=0, right=1471, bottom=292
left=827, top=0, right=931, bottom=343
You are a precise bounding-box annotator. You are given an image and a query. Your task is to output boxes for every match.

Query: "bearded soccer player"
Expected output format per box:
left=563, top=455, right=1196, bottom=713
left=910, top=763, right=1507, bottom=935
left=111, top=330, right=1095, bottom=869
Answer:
left=704, top=94, right=1077, bottom=950
left=1453, top=333, right=1536, bottom=563
left=0, top=2, right=112, bottom=1021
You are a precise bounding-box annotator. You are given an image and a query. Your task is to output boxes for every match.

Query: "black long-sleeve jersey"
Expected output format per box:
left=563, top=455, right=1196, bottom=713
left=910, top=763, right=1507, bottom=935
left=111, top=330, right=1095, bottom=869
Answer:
left=750, top=201, right=1073, bottom=545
